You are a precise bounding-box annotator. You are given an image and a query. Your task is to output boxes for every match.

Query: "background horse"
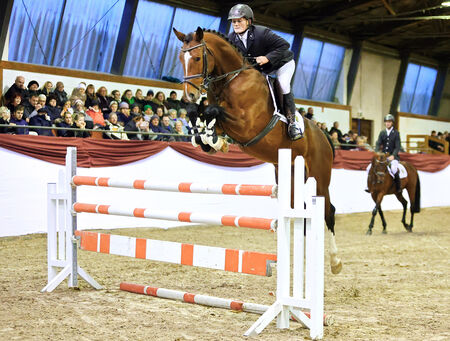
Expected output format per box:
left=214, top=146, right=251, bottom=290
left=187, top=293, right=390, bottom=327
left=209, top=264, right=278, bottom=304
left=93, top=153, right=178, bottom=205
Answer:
left=173, top=27, right=342, bottom=274
left=366, top=153, right=421, bottom=235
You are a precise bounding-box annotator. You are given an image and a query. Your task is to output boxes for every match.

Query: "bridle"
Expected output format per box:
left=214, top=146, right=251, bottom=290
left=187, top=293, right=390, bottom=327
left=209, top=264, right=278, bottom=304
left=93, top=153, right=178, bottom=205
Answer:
left=371, top=158, right=388, bottom=184
left=180, top=40, right=254, bottom=95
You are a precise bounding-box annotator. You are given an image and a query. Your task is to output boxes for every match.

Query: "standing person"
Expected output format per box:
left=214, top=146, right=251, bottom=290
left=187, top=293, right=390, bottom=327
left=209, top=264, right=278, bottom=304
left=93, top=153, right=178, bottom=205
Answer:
left=228, top=4, right=302, bottom=140
left=366, top=114, right=402, bottom=192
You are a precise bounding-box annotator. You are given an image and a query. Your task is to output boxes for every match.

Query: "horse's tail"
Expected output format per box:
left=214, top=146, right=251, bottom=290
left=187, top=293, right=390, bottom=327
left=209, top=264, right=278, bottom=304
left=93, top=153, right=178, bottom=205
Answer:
left=412, top=173, right=421, bottom=213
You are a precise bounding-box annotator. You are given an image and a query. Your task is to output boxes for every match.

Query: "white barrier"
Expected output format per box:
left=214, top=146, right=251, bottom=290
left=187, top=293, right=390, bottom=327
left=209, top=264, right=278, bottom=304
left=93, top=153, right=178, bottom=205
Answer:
left=42, top=147, right=325, bottom=339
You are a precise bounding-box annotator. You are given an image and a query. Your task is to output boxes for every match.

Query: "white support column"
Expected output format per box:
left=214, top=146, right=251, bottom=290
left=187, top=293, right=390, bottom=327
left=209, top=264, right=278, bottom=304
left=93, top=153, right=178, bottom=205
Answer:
left=66, top=147, right=78, bottom=288
left=46, top=183, right=58, bottom=284
left=293, top=156, right=305, bottom=301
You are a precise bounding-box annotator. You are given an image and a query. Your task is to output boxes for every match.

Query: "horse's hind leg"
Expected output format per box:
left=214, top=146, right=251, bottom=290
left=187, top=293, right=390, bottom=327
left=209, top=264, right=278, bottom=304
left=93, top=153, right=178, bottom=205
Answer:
left=324, top=195, right=342, bottom=274
left=378, top=206, right=387, bottom=234
left=395, top=192, right=410, bottom=231
left=367, top=206, right=377, bottom=235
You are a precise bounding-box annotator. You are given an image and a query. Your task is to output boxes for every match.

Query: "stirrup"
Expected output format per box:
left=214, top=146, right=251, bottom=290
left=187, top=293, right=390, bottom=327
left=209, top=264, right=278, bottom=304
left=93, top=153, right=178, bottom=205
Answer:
left=288, top=123, right=303, bottom=141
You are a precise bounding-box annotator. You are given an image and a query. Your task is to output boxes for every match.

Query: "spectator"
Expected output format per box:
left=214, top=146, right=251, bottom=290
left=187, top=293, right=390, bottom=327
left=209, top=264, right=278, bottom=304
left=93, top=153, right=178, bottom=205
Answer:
left=110, top=89, right=122, bottom=103
left=4, top=76, right=26, bottom=104
left=144, top=89, right=158, bottom=112
left=23, top=94, right=39, bottom=120
left=117, top=102, right=132, bottom=126
left=53, top=81, right=68, bottom=107
left=131, top=103, right=141, bottom=116
left=356, top=136, right=369, bottom=151
left=73, top=99, right=93, bottom=129
left=72, top=113, right=91, bottom=138
left=46, top=94, right=62, bottom=122
left=179, top=95, right=194, bottom=110
left=178, top=108, right=190, bottom=134
left=70, top=82, right=87, bottom=105
left=298, top=107, right=306, bottom=117
left=73, top=99, right=85, bottom=115
left=96, top=86, right=110, bottom=117
left=60, top=100, right=74, bottom=118
left=85, top=84, right=97, bottom=108
left=28, top=94, right=47, bottom=120
left=104, top=112, right=128, bottom=140
left=25, top=80, right=39, bottom=100
left=9, top=105, right=29, bottom=135
left=125, top=115, right=150, bottom=140
left=173, top=120, right=189, bottom=142
left=149, top=115, right=164, bottom=140
left=305, top=107, right=314, bottom=120
left=29, top=108, right=53, bottom=136
left=121, top=89, right=135, bottom=107
left=7, top=93, right=23, bottom=115
left=55, top=111, right=74, bottom=137
left=160, top=114, right=175, bottom=141
left=142, top=105, right=154, bottom=122
left=329, top=121, right=344, bottom=143
left=168, top=109, right=178, bottom=128
left=155, top=106, right=164, bottom=121
left=330, top=131, right=340, bottom=149
left=320, top=122, right=329, bottom=136
left=39, top=81, right=53, bottom=97
left=316, top=122, right=322, bottom=130
left=428, top=130, right=444, bottom=152
left=133, top=88, right=145, bottom=109
left=85, top=99, right=105, bottom=127
left=0, top=106, right=14, bottom=134
left=166, top=91, right=181, bottom=111
left=152, top=91, right=168, bottom=113
left=107, top=101, right=119, bottom=120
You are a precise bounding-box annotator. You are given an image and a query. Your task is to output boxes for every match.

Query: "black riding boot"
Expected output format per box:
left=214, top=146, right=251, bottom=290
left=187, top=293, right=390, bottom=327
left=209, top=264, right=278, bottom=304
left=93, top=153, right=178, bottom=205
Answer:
left=394, top=172, right=402, bottom=193
left=282, top=93, right=303, bottom=140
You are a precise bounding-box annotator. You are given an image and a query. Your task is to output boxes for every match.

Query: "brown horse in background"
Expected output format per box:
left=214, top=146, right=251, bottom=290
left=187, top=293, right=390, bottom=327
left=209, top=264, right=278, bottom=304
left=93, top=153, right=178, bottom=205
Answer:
left=173, top=27, right=342, bottom=274
left=367, top=153, right=421, bottom=235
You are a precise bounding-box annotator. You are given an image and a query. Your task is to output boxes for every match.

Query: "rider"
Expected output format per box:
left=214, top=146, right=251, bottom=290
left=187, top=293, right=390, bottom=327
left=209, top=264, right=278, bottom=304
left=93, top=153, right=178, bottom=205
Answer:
left=227, top=4, right=303, bottom=140
left=373, top=114, right=402, bottom=192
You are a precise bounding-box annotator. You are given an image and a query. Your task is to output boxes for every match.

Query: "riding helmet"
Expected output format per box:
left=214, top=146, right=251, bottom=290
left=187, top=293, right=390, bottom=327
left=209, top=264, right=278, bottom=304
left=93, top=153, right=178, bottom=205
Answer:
left=228, top=4, right=254, bottom=22
left=384, top=114, right=395, bottom=122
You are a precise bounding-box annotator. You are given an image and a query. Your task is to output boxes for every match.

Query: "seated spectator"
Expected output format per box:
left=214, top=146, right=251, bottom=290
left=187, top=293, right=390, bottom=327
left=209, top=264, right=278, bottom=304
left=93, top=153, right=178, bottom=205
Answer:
left=107, top=101, right=119, bottom=120
left=321, top=122, right=329, bottom=135
left=316, top=121, right=322, bottom=130
left=155, top=106, right=165, bottom=121
left=344, top=131, right=358, bottom=150
left=173, top=120, right=188, bottom=142
left=329, top=121, right=344, bottom=143
left=9, top=105, right=29, bottom=135
left=305, top=107, right=314, bottom=120
left=29, top=108, right=53, bottom=136
left=166, top=91, right=181, bottom=111
left=70, top=82, right=87, bottom=106
left=125, top=115, right=150, bottom=140
left=142, top=105, right=154, bottom=122
left=131, top=103, right=141, bottom=116
left=46, top=94, right=62, bottom=122
left=85, top=99, right=105, bottom=127
left=179, top=95, right=193, bottom=110
left=96, top=86, right=111, bottom=117
left=72, top=113, right=91, bottom=138
left=133, top=88, right=145, bottom=109
left=85, top=84, right=97, bottom=108
left=4, top=76, right=26, bottom=104
left=28, top=94, right=47, bottom=120
left=178, top=108, right=190, bottom=134
left=149, top=115, right=164, bottom=140
left=117, top=102, right=132, bottom=126
left=355, top=136, right=369, bottom=151
left=144, top=89, right=158, bottom=112
left=7, top=93, right=23, bottom=115
left=428, top=130, right=444, bottom=152
left=73, top=99, right=93, bottom=129
left=55, top=112, right=74, bottom=137
left=330, top=131, right=340, bottom=149
left=160, top=115, right=175, bottom=141
left=121, top=89, right=135, bottom=107
left=104, top=112, right=128, bottom=140
left=23, top=94, right=39, bottom=121
left=60, top=100, right=74, bottom=118
left=110, top=89, right=122, bottom=103
left=168, top=109, right=178, bottom=128
left=25, top=80, right=40, bottom=100
left=152, top=91, right=168, bottom=113
left=53, top=82, right=68, bottom=107
left=298, top=107, right=306, bottom=117
left=0, top=106, right=14, bottom=134
left=39, top=81, right=53, bottom=97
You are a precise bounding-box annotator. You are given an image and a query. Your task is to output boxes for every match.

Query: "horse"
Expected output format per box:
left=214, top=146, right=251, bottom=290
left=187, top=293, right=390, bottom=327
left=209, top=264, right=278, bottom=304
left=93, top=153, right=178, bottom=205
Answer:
left=366, top=153, right=421, bottom=235
left=172, top=27, right=342, bottom=274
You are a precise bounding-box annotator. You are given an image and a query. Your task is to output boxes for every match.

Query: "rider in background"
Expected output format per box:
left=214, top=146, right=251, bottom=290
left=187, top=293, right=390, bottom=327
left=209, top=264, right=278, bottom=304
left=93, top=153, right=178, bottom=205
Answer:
left=375, top=114, right=402, bottom=192
left=227, top=4, right=303, bottom=140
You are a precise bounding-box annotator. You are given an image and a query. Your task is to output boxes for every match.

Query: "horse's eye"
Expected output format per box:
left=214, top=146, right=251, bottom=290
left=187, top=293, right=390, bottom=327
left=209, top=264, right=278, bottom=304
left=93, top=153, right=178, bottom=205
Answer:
left=194, top=57, right=201, bottom=62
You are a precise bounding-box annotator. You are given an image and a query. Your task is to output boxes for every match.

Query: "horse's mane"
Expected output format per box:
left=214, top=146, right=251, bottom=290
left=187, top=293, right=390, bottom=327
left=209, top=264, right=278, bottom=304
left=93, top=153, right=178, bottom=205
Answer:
left=202, top=29, right=248, bottom=62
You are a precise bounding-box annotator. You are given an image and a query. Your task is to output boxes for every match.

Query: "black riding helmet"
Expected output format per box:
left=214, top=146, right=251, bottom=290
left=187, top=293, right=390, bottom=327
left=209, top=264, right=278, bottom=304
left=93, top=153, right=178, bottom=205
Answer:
left=228, top=4, right=254, bottom=23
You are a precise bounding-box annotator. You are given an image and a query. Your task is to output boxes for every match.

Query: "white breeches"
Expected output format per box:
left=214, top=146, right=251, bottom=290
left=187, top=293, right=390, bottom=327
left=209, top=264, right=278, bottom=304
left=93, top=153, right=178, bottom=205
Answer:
left=271, top=59, right=295, bottom=94
left=366, top=159, right=399, bottom=174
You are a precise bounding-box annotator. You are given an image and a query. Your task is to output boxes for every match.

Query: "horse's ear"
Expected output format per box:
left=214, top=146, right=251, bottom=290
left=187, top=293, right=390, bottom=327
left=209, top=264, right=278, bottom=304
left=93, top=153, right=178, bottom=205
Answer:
left=173, top=28, right=185, bottom=42
left=195, top=26, right=204, bottom=41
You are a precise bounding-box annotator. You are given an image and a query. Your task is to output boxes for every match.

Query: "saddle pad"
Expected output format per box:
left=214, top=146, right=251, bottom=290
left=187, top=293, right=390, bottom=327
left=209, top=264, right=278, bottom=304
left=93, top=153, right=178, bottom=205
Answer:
left=388, top=163, right=408, bottom=179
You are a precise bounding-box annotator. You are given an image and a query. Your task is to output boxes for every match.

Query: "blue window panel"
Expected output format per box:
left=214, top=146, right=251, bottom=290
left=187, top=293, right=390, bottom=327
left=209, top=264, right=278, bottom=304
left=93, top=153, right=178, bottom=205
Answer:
left=162, top=8, right=220, bottom=80
left=400, top=63, right=437, bottom=115
left=293, top=37, right=345, bottom=101
left=272, top=30, right=294, bottom=50
left=8, top=0, right=65, bottom=65
left=123, top=1, right=175, bottom=79
left=52, top=0, right=125, bottom=72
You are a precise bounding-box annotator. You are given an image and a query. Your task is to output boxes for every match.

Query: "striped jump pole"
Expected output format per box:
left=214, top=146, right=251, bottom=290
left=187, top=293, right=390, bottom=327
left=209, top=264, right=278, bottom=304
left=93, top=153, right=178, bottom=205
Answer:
left=119, top=282, right=333, bottom=326
left=72, top=203, right=277, bottom=230
left=75, top=231, right=276, bottom=277
left=72, top=176, right=277, bottom=197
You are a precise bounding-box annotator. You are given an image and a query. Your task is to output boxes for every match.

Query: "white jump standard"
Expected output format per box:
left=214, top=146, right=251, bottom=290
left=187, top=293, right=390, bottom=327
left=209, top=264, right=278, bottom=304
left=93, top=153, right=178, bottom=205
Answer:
left=42, top=147, right=326, bottom=339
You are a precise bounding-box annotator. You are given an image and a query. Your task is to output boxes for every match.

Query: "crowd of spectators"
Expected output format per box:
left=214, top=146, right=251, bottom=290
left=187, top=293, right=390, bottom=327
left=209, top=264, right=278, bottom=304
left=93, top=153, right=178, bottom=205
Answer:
left=0, top=75, right=193, bottom=141
left=428, top=130, right=449, bottom=154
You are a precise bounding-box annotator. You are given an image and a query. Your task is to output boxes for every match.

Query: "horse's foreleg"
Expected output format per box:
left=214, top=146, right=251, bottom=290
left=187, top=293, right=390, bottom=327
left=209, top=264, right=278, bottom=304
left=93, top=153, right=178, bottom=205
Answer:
left=395, top=192, right=409, bottom=231
left=328, top=229, right=342, bottom=274
left=367, top=206, right=377, bottom=235
left=378, top=206, right=387, bottom=234
left=407, top=210, right=414, bottom=232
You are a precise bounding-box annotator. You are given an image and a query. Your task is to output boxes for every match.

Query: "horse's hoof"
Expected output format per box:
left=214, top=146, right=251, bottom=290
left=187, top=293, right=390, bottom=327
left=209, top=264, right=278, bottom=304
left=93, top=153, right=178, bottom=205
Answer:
left=331, top=260, right=342, bottom=274
left=366, top=229, right=372, bottom=235
left=406, top=227, right=413, bottom=233
left=382, top=229, right=387, bottom=234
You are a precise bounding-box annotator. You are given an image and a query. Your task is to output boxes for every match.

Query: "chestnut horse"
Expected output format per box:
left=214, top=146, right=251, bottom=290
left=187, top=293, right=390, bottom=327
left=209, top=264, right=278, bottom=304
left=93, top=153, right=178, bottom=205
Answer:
left=366, top=153, right=421, bottom=235
left=173, top=27, right=342, bottom=274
